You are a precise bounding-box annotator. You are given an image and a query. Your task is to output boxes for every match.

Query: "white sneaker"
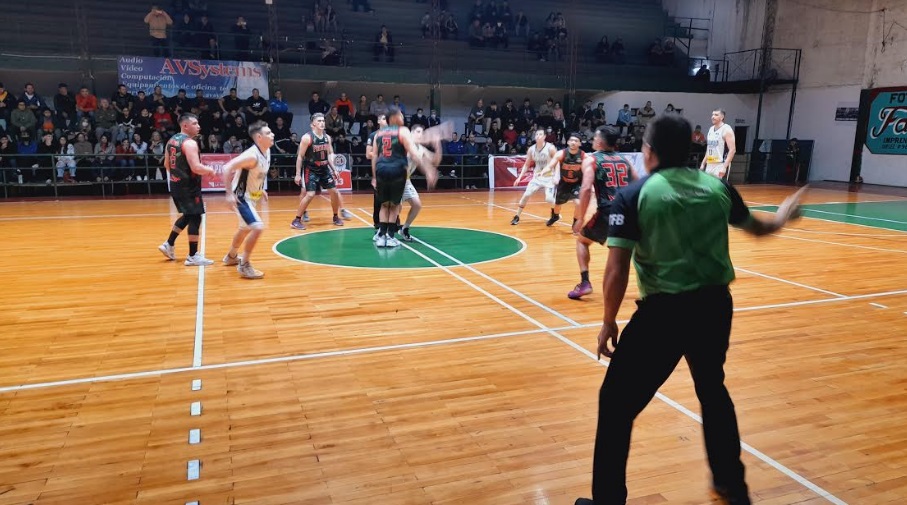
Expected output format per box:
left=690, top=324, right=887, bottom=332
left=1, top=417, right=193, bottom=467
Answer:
left=375, top=235, right=387, bottom=247
left=372, top=230, right=381, bottom=242
left=302, top=211, right=310, bottom=222
left=184, top=253, right=214, bottom=266
left=340, top=208, right=353, bottom=220
left=158, top=242, right=175, bottom=260
left=222, top=253, right=241, bottom=266
left=385, top=236, right=401, bottom=247
left=237, top=261, right=264, bottom=279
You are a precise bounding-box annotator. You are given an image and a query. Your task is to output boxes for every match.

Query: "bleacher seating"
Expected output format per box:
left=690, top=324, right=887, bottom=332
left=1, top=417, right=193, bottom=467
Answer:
left=0, top=0, right=685, bottom=80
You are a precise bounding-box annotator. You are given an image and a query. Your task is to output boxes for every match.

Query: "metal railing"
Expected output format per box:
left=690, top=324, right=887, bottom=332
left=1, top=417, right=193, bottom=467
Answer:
left=0, top=152, right=493, bottom=199
left=723, top=48, right=802, bottom=82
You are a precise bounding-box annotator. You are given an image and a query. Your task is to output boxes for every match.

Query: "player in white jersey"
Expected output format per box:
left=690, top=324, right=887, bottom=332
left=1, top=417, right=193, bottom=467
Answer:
left=700, top=108, right=736, bottom=179
left=222, top=121, right=274, bottom=279
left=398, top=124, right=442, bottom=242
left=510, top=129, right=557, bottom=225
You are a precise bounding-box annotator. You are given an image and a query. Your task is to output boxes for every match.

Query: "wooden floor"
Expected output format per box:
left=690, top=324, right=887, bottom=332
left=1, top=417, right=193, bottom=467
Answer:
left=1, top=185, right=906, bottom=505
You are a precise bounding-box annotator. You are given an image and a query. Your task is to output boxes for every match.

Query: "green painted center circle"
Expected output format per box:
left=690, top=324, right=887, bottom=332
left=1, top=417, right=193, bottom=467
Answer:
left=273, top=227, right=525, bottom=269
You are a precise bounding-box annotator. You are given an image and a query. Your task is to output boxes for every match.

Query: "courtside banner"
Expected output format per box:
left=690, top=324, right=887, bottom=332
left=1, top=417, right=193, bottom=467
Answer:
left=200, top=153, right=236, bottom=192
left=865, top=87, right=907, bottom=155
left=333, top=153, right=352, bottom=192
left=118, top=56, right=269, bottom=99
left=488, top=152, right=646, bottom=188
left=489, top=155, right=529, bottom=188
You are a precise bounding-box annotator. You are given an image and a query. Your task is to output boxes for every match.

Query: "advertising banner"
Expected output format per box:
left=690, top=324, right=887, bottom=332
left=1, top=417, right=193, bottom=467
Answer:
left=118, top=56, right=269, bottom=99
left=865, top=87, right=907, bottom=155
left=487, top=152, right=645, bottom=188
left=200, top=153, right=235, bottom=192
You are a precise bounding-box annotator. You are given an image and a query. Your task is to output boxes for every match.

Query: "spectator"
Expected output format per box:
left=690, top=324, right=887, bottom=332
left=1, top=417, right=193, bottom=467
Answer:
left=428, top=109, right=441, bottom=127
left=219, top=88, right=243, bottom=118
left=595, top=36, right=610, bottom=63
left=223, top=134, right=243, bottom=154
left=616, top=104, right=633, bottom=133
left=93, top=134, right=115, bottom=180
left=369, top=94, right=388, bottom=118
left=37, top=109, right=60, bottom=139
left=325, top=107, right=345, bottom=138
left=696, top=64, right=712, bottom=82
left=152, top=104, right=174, bottom=133
left=411, top=108, right=429, bottom=129
left=54, top=83, right=77, bottom=130
left=0, top=82, right=15, bottom=131
left=195, top=15, right=217, bottom=58
left=440, top=11, right=459, bottom=39
left=610, top=37, right=625, bottom=64
left=169, top=89, right=191, bottom=115
left=246, top=88, right=269, bottom=123
left=484, top=101, right=501, bottom=133
left=21, top=83, right=47, bottom=118
left=10, top=100, right=36, bottom=139
left=392, top=95, right=407, bottom=116
left=148, top=131, right=166, bottom=178
left=115, top=139, right=137, bottom=179
left=308, top=91, right=330, bottom=117
left=95, top=99, right=118, bottom=140
left=502, top=121, right=517, bottom=147
left=469, top=19, right=485, bottom=47
left=692, top=124, right=707, bottom=154
left=664, top=103, right=677, bottom=115
left=374, top=26, right=395, bottom=62
left=637, top=100, right=656, bottom=128
left=467, top=99, right=485, bottom=134
left=268, top=89, right=292, bottom=126
left=144, top=5, right=174, bottom=57
left=149, top=85, right=169, bottom=111
left=56, top=136, right=77, bottom=180
left=202, top=133, right=221, bottom=154
left=334, top=92, right=354, bottom=126
left=514, top=11, right=529, bottom=37
left=231, top=16, right=252, bottom=60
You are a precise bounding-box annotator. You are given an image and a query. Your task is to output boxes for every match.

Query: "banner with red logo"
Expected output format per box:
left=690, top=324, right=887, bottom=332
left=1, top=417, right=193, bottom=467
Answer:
left=332, top=153, right=352, bottom=192
left=488, top=155, right=529, bottom=188
left=488, top=153, right=646, bottom=188
left=199, top=153, right=235, bottom=191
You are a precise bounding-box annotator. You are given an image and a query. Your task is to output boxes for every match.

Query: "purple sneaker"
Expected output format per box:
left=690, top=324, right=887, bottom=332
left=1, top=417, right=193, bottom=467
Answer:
left=568, top=281, right=593, bottom=299
left=290, top=219, right=306, bottom=230
left=333, top=215, right=344, bottom=226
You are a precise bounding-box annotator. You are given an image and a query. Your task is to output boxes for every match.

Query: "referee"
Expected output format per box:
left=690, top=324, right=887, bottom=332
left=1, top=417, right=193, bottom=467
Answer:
left=575, top=115, right=807, bottom=505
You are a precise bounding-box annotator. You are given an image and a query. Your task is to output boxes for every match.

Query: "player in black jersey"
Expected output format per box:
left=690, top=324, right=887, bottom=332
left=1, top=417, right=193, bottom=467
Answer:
left=568, top=126, right=638, bottom=299
left=539, top=132, right=586, bottom=226
left=158, top=113, right=216, bottom=266
left=371, top=106, right=438, bottom=247
left=291, top=113, right=352, bottom=230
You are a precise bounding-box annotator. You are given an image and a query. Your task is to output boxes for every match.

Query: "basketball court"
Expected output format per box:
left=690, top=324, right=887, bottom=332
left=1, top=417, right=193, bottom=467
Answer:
left=1, top=185, right=906, bottom=504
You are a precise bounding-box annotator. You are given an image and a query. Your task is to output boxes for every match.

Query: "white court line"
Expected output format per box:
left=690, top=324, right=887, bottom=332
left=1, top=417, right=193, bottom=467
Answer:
left=478, top=195, right=850, bottom=298
left=869, top=303, right=888, bottom=309
left=192, top=215, right=207, bottom=368
left=347, top=212, right=552, bottom=330
left=4, top=289, right=907, bottom=393
left=733, top=267, right=846, bottom=298
left=775, top=233, right=907, bottom=255
left=0, top=326, right=580, bottom=393
left=803, top=208, right=907, bottom=226
left=357, top=211, right=847, bottom=505
left=354, top=208, right=580, bottom=327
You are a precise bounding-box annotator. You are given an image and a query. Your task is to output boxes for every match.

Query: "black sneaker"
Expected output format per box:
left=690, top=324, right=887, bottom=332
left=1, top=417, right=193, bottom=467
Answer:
left=574, top=499, right=594, bottom=505
left=711, top=486, right=752, bottom=505
left=546, top=213, right=560, bottom=226
left=401, top=227, right=413, bottom=242
left=510, top=215, right=520, bottom=225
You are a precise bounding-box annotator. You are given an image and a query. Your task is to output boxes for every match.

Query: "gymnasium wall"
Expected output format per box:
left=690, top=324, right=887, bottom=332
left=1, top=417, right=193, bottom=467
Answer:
left=661, top=0, right=767, bottom=59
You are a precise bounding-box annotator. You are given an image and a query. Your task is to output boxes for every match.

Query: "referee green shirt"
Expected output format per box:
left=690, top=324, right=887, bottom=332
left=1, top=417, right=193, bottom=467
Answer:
left=606, top=167, right=752, bottom=298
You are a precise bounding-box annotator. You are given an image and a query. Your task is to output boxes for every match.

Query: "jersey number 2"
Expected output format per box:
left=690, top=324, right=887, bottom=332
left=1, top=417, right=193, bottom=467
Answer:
left=381, top=137, right=393, bottom=158
left=602, top=162, right=629, bottom=188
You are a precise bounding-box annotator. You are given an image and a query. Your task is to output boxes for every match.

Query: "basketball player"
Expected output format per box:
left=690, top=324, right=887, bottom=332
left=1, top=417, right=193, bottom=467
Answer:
left=568, top=125, right=638, bottom=300
left=510, top=129, right=557, bottom=225
left=367, top=113, right=390, bottom=236
left=372, top=106, right=438, bottom=247
left=221, top=121, right=274, bottom=279
left=158, top=113, right=216, bottom=266
left=539, top=132, right=585, bottom=227
left=700, top=108, right=736, bottom=179
left=399, top=124, right=442, bottom=242
left=291, top=113, right=347, bottom=230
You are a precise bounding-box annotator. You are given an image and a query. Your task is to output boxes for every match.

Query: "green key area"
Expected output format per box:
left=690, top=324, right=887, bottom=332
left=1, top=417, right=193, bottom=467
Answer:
left=273, top=226, right=526, bottom=269
left=750, top=200, right=907, bottom=232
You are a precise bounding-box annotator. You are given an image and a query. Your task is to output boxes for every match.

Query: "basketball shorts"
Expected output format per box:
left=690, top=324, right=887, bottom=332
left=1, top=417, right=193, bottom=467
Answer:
left=555, top=181, right=581, bottom=205
left=580, top=206, right=611, bottom=245
left=306, top=167, right=336, bottom=192
left=705, top=163, right=726, bottom=178
left=171, top=186, right=205, bottom=215
left=235, top=196, right=264, bottom=230
left=523, top=177, right=556, bottom=205
left=401, top=179, right=418, bottom=203
left=376, top=160, right=407, bottom=205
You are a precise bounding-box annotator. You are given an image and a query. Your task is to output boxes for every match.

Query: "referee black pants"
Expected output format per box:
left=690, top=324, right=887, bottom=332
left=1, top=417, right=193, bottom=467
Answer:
left=591, top=285, right=749, bottom=504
